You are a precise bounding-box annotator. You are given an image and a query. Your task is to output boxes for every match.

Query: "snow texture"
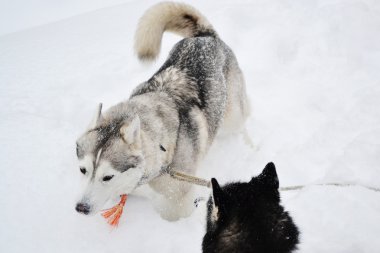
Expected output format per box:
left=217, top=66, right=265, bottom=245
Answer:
left=1, top=0, right=380, bottom=252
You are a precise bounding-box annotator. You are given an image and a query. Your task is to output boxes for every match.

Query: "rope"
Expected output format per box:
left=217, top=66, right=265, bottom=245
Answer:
left=280, top=183, right=380, bottom=192
left=166, top=167, right=380, bottom=193
left=168, top=169, right=211, bottom=188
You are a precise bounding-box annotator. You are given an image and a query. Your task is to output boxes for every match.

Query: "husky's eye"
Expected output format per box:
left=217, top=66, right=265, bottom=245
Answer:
left=80, top=167, right=87, bottom=175
left=103, top=175, right=114, bottom=182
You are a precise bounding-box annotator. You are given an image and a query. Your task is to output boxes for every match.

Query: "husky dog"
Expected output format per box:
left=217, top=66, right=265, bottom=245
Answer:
left=75, top=2, right=249, bottom=221
left=203, top=162, right=300, bottom=253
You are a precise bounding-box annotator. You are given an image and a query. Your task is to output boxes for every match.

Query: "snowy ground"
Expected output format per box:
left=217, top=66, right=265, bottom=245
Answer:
left=1, top=0, right=380, bottom=252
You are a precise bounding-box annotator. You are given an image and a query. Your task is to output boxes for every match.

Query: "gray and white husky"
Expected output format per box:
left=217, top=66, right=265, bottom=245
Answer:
left=75, top=2, right=249, bottom=221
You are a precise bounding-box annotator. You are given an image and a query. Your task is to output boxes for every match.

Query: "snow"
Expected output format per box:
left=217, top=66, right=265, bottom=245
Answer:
left=0, top=0, right=135, bottom=36
left=1, top=0, right=380, bottom=252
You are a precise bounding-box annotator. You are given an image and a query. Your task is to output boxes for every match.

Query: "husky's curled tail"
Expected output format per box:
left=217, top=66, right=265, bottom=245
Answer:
left=134, top=2, right=216, bottom=61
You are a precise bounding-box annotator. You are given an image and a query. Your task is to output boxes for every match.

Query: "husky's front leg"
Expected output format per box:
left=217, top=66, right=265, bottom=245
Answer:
left=149, top=174, right=196, bottom=221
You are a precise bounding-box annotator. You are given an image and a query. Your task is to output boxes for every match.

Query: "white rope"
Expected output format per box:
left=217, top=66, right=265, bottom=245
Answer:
left=167, top=168, right=380, bottom=193
left=168, top=169, right=211, bottom=188
left=280, top=183, right=380, bottom=192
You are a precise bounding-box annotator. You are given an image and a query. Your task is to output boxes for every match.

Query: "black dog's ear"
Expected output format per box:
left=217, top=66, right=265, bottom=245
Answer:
left=253, top=162, right=279, bottom=189
left=211, top=178, right=226, bottom=212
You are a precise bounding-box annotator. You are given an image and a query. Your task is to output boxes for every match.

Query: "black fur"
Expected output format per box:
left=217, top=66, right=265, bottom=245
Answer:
left=203, top=162, right=300, bottom=253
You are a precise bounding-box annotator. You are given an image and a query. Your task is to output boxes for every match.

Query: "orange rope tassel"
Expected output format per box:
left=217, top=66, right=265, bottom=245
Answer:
left=101, top=194, right=128, bottom=227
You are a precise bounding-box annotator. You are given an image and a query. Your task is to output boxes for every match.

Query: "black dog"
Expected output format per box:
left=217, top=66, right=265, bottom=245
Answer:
left=202, top=162, right=300, bottom=253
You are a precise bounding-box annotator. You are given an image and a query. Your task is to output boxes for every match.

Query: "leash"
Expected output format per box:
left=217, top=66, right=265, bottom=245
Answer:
left=165, top=166, right=212, bottom=188
left=165, top=167, right=380, bottom=193
left=279, top=182, right=380, bottom=192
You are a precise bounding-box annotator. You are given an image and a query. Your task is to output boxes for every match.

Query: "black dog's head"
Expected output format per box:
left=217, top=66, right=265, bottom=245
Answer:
left=204, top=162, right=299, bottom=253
left=207, top=162, right=280, bottom=230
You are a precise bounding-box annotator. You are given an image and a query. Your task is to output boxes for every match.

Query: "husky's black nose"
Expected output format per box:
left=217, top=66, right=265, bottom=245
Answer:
left=75, top=203, right=90, bottom=215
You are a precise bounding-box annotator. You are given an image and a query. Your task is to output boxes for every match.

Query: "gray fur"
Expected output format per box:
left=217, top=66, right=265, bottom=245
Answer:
left=75, top=2, right=249, bottom=220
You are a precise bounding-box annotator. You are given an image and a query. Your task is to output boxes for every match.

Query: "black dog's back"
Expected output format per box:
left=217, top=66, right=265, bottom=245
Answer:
left=202, top=162, right=299, bottom=253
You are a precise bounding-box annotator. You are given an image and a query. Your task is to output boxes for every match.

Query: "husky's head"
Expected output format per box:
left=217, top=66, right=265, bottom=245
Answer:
left=204, top=163, right=299, bottom=252
left=206, top=162, right=280, bottom=231
left=75, top=104, right=146, bottom=215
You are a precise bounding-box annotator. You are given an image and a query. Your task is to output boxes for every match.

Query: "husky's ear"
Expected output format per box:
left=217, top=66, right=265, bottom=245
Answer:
left=254, top=162, right=279, bottom=189
left=120, top=115, right=141, bottom=144
left=88, top=103, right=103, bottom=129
left=211, top=178, right=226, bottom=213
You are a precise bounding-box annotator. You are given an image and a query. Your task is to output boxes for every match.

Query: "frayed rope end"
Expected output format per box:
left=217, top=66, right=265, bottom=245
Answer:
left=101, top=194, right=128, bottom=227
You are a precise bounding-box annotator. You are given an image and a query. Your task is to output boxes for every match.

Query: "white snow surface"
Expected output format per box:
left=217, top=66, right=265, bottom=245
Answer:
left=1, top=0, right=380, bottom=252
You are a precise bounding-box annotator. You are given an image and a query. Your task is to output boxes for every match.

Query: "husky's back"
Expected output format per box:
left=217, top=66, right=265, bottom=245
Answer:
left=133, top=2, right=249, bottom=140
